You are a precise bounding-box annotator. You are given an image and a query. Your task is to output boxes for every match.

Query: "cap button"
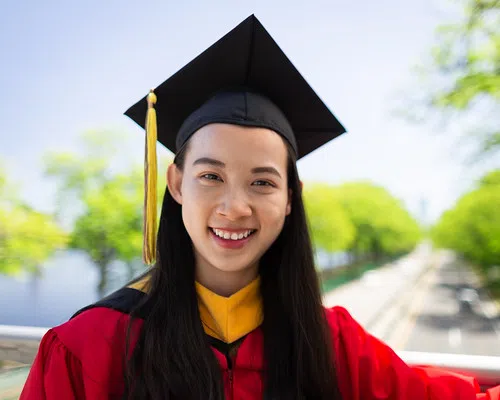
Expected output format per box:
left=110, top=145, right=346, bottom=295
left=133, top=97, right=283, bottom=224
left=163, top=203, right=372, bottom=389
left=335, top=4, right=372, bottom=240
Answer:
left=147, top=89, right=157, bottom=107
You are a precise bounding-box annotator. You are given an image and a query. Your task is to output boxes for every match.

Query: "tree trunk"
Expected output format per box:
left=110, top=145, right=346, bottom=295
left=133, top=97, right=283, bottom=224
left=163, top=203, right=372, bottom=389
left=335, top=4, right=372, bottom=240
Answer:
left=96, top=255, right=113, bottom=298
left=97, top=262, right=108, bottom=298
left=97, top=264, right=108, bottom=299
left=95, top=246, right=115, bottom=298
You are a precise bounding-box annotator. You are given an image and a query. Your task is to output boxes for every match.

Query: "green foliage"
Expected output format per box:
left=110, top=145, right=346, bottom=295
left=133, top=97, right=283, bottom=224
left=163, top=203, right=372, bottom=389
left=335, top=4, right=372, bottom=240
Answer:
left=44, top=131, right=128, bottom=210
left=70, top=175, right=143, bottom=263
left=406, top=0, right=500, bottom=156
left=433, top=169, right=500, bottom=269
left=430, top=0, right=500, bottom=110
left=303, top=184, right=355, bottom=253
left=332, top=182, right=421, bottom=258
left=0, top=166, right=67, bottom=275
left=479, top=169, right=500, bottom=186
left=303, top=181, right=421, bottom=262
left=45, top=131, right=170, bottom=295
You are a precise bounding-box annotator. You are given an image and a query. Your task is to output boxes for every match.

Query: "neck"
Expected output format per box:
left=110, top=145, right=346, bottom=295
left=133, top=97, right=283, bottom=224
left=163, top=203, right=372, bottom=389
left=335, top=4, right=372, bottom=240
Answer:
left=195, top=259, right=259, bottom=297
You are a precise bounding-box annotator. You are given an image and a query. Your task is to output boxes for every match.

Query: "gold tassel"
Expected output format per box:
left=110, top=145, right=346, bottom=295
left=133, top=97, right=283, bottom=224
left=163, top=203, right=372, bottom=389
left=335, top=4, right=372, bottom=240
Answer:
left=143, top=89, right=158, bottom=265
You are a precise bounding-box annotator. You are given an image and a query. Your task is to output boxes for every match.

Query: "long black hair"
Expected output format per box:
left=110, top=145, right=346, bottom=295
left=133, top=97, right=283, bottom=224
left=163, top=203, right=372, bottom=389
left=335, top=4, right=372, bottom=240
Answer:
left=124, top=139, right=343, bottom=399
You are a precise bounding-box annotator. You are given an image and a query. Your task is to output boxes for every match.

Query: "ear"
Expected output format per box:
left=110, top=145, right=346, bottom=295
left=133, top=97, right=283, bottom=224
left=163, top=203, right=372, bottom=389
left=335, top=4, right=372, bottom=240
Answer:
left=286, top=188, right=292, bottom=216
left=167, top=163, right=183, bottom=205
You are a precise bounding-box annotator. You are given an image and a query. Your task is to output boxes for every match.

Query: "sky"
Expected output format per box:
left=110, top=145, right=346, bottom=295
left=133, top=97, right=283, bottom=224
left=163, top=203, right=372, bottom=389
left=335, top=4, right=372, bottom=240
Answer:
left=0, top=0, right=495, bottom=224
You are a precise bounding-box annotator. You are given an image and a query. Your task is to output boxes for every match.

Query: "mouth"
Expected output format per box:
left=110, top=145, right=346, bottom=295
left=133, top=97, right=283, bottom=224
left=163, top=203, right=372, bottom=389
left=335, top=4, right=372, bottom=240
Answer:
left=210, top=228, right=256, bottom=240
left=208, top=227, right=257, bottom=249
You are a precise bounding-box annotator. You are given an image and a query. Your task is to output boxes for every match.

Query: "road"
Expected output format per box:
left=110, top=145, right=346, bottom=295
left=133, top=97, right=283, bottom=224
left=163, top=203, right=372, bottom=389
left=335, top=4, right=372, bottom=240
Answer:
left=322, top=247, right=500, bottom=358
left=391, top=259, right=500, bottom=356
left=322, top=244, right=433, bottom=329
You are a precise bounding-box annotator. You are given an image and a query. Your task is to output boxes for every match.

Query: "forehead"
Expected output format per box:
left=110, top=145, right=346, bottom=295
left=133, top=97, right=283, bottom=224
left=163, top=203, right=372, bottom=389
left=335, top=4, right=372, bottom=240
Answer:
left=185, top=123, right=289, bottom=165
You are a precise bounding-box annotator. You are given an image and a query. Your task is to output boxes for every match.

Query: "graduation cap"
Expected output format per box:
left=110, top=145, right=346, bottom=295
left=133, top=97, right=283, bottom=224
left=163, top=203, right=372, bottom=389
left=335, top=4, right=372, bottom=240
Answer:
left=125, top=14, right=346, bottom=265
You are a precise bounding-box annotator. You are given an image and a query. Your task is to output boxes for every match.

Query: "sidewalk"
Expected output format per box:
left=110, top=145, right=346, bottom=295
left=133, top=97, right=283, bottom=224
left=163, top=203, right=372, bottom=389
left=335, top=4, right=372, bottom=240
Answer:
left=321, top=243, right=437, bottom=331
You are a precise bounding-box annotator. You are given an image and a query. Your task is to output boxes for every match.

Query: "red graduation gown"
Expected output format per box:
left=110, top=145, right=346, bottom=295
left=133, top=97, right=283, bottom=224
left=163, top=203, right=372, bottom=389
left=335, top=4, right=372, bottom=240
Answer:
left=20, top=300, right=500, bottom=399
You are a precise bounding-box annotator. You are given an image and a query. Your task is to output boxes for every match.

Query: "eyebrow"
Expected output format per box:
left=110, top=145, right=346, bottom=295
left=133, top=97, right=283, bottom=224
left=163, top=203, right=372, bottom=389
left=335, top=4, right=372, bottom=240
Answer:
left=193, top=157, right=226, bottom=167
left=251, top=166, right=282, bottom=179
left=193, top=157, right=282, bottom=179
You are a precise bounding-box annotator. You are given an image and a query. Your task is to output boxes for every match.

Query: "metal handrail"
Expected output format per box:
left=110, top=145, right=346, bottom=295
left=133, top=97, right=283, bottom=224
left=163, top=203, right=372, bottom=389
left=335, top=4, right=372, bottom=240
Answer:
left=0, top=325, right=49, bottom=343
left=397, top=351, right=500, bottom=386
left=0, top=325, right=50, bottom=365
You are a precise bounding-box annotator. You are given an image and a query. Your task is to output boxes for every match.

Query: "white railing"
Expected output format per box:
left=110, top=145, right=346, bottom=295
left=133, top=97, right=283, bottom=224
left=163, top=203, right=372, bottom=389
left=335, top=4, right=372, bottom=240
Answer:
left=0, top=325, right=49, bottom=365
left=1, top=325, right=500, bottom=387
left=0, top=325, right=49, bottom=342
left=397, top=350, right=500, bottom=387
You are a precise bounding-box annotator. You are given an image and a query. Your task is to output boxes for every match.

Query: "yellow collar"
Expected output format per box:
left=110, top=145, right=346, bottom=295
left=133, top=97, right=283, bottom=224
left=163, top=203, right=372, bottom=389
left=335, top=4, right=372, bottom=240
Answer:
left=128, top=273, right=263, bottom=344
left=196, top=277, right=263, bottom=344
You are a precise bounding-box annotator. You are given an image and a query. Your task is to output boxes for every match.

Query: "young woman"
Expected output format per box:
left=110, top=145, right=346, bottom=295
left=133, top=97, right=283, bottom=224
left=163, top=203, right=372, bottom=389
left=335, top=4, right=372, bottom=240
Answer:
left=21, top=15, right=499, bottom=400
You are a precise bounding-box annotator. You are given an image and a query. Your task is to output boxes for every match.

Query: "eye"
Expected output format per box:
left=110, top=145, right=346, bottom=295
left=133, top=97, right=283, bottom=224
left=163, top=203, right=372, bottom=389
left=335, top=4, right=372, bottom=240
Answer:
left=201, top=173, right=222, bottom=182
left=252, top=180, right=275, bottom=187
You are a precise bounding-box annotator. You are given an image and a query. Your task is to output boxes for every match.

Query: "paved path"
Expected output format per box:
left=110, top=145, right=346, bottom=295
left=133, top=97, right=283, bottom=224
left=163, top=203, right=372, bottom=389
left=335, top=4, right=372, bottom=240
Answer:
left=399, top=260, right=500, bottom=356
left=322, top=243, right=434, bottom=329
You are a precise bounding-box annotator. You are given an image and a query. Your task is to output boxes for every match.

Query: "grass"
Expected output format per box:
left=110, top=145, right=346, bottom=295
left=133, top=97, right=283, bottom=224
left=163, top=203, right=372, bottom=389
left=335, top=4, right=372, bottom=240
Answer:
left=320, top=258, right=394, bottom=293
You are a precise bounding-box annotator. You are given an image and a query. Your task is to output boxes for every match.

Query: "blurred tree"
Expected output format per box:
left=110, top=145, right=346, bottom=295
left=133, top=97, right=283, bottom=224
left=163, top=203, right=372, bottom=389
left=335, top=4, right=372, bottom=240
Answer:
left=0, top=166, right=67, bottom=275
left=433, top=169, right=500, bottom=272
left=332, top=182, right=422, bottom=260
left=45, top=131, right=169, bottom=296
left=303, top=183, right=355, bottom=254
left=478, top=169, right=500, bottom=186
left=431, top=0, right=499, bottom=109
left=69, top=173, right=143, bottom=295
left=404, top=0, right=499, bottom=157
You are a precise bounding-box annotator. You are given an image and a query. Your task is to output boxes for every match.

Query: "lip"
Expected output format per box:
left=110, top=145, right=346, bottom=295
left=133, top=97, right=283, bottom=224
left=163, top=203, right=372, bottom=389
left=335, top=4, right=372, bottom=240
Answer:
left=209, top=228, right=256, bottom=250
left=210, top=227, right=256, bottom=233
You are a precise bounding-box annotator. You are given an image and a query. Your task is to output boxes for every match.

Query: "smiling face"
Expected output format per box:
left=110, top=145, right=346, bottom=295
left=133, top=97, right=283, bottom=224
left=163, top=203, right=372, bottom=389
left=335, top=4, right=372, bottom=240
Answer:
left=167, top=123, right=292, bottom=290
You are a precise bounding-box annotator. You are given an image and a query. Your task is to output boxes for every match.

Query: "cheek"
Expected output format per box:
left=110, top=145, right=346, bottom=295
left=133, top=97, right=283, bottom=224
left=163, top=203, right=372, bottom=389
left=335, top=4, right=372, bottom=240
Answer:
left=258, top=193, right=290, bottom=226
left=182, top=179, right=212, bottom=207
left=180, top=182, right=212, bottom=231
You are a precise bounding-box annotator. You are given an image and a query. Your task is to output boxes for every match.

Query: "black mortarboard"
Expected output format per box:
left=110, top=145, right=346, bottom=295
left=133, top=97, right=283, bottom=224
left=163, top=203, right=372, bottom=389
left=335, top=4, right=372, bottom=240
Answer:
left=125, top=14, right=346, bottom=265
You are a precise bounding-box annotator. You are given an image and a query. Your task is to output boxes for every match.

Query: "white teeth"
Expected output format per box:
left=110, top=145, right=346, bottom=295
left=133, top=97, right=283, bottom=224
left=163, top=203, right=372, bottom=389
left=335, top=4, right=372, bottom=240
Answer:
left=212, top=229, right=254, bottom=240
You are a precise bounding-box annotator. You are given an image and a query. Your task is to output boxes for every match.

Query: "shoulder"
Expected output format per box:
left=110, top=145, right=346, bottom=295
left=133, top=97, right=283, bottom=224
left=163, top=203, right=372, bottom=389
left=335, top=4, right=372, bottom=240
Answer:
left=35, top=287, right=147, bottom=388
left=27, top=289, right=146, bottom=397
left=26, top=300, right=142, bottom=398
left=323, top=305, right=371, bottom=350
left=53, top=287, right=147, bottom=362
left=324, top=305, right=360, bottom=333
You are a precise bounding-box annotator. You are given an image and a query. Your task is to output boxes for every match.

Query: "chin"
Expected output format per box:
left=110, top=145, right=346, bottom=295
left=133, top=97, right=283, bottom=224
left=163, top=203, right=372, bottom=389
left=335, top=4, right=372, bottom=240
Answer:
left=210, top=260, right=256, bottom=274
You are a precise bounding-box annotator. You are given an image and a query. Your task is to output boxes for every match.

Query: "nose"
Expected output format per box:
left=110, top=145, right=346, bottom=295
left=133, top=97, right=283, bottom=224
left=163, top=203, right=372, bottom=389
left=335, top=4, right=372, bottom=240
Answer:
left=216, top=188, right=252, bottom=220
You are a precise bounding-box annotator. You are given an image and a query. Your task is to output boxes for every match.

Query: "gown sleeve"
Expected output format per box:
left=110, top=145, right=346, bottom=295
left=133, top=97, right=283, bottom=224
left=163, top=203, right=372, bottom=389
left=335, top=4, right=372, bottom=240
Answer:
left=19, top=307, right=134, bottom=400
left=330, top=306, right=500, bottom=400
left=19, top=329, right=85, bottom=399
